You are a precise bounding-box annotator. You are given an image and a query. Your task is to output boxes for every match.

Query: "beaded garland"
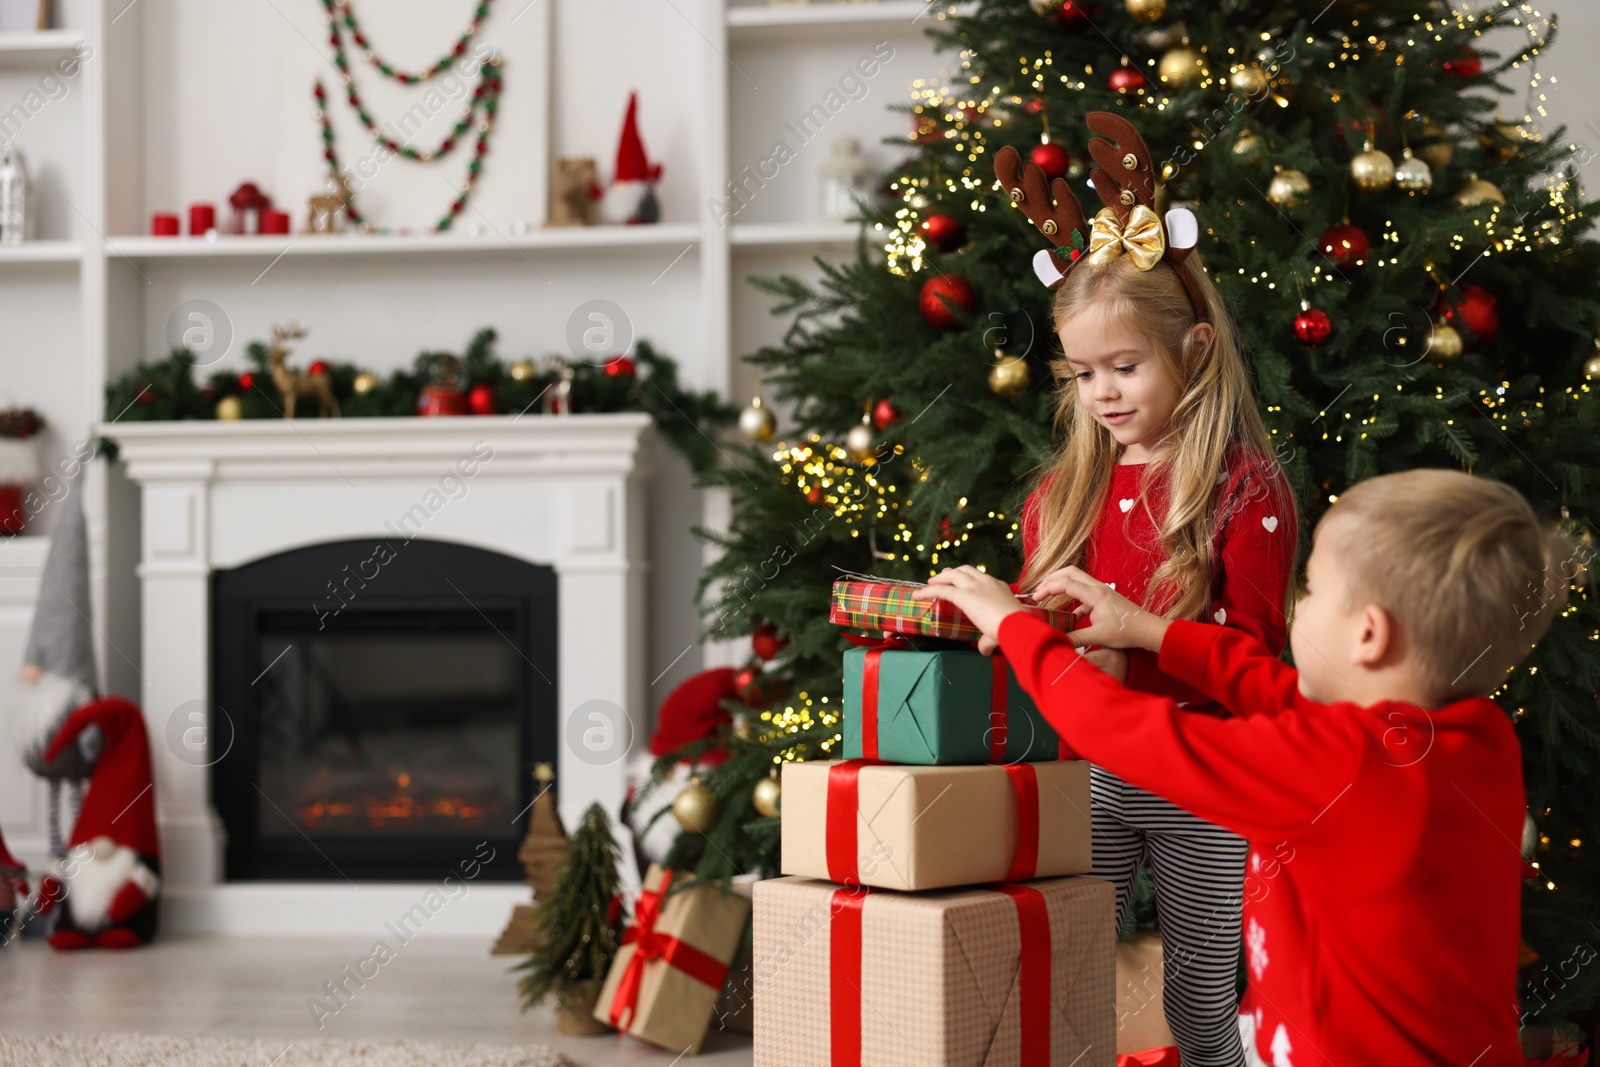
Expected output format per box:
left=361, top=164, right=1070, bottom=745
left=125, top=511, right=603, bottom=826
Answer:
left=324, top=0, right=494, bottom=85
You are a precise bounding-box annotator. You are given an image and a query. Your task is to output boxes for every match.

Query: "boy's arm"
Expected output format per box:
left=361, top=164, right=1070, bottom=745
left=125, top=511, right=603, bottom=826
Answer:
left=998, top=612, right=1365, bottom=840
left=1159, top=619, right=1313, bottom=719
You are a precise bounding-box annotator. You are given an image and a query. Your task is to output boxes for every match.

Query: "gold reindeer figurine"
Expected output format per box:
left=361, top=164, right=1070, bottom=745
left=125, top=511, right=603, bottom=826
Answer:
left=306, top=173, right=354, bottom=234
left=268, top=324, right=340, bottom=419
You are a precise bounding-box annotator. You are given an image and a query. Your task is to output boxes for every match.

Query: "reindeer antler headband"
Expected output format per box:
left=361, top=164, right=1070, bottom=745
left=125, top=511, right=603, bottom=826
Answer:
left=994, top=111, right=1208, bottom=323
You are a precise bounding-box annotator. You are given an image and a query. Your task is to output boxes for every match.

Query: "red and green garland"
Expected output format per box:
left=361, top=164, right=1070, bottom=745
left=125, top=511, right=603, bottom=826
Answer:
left=325, top=0, right=494, bottom=86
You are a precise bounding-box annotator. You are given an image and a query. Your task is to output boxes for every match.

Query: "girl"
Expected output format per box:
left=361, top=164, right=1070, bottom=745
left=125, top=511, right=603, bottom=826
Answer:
left=990, top=118, right=1299, bottom=1067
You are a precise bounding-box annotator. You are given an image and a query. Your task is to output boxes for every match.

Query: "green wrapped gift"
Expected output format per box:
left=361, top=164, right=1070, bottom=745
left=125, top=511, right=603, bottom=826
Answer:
left=842, top=646, right=1058, bottom=764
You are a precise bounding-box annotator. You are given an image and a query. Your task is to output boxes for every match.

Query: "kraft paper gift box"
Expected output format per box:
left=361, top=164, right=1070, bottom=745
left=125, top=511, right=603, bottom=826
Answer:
left=831, top=578, right=1073, bottom=644
left=780, top=759, right=1092, bottom=891
left=842, top=644, right=1059, bottom=764
left=593, top=865, right=751, bottom=1054
left=753, top=874, right=1116, bottom=1067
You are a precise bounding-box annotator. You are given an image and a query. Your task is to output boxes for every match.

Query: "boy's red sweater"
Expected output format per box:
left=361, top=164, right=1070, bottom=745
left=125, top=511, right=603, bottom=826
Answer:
left=996, top=611, right=1527, bottom=1067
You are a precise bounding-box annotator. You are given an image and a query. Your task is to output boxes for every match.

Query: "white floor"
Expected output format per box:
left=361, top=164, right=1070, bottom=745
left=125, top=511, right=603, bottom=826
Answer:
left=0, top=935, right=754, bottom=1065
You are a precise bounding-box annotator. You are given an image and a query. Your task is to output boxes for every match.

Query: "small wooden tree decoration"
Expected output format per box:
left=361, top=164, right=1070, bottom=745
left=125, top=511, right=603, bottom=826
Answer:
left=492, top=763, right=567, bottom=956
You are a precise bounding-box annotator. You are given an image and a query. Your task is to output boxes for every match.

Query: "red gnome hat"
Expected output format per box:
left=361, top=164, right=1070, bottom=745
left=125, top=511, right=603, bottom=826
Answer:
left=650, top=667, right=738, bottom=766
left=613, top=92, right=662, bottom=185
left=42, top=697, right=160, bottom=859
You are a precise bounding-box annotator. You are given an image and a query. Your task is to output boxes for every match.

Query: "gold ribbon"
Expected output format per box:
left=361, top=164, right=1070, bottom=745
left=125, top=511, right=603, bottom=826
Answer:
left=1086, top=205, right=1165, bottom=270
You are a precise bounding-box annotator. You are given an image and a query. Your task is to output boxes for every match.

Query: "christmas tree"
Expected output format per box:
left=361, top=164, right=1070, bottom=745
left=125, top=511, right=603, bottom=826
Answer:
left=513, top=801, right=627, bottom=1017
left=663, top=0, right=1600, bottom=1023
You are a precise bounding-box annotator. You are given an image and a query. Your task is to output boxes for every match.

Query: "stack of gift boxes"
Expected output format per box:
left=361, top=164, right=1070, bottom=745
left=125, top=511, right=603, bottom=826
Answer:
left=753, top=579, right=1118, bottom=1066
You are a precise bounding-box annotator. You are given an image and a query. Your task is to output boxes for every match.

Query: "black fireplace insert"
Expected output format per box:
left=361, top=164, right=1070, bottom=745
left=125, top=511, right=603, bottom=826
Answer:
left=212, top=537, right=557, bottom=881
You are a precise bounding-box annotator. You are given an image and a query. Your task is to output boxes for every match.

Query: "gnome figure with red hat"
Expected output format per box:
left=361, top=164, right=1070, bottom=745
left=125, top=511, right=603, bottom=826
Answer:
left=600, top=91, right=663, bottom=226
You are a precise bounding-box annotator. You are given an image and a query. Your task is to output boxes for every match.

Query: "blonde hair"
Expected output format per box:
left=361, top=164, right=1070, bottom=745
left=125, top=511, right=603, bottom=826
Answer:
left=1019, top=251, right=1296, bottom=624
left=1324, top=469, right=1569, bottom=698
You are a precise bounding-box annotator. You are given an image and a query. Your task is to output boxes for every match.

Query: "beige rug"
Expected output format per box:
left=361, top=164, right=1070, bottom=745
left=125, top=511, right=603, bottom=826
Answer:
left=0, top=1032, right=571, bottom=1066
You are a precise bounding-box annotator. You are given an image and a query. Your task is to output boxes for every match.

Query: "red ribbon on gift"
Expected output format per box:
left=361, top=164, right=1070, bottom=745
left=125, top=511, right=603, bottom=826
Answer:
left=991, top=883, right=1053, bottom=1065
left=842, top=632, right=916, bottom=761
left=829, top=886, right=871, bottom=1066
left=1117, top=1047, right=1182, bottom=1067
left=989, top=653, right=1010, bottom=763
left=1004, top=763, right=1040, bottom=882
left=608, top=869, right=732, bottom=1032
left=825, top=759, right=884, bottom=885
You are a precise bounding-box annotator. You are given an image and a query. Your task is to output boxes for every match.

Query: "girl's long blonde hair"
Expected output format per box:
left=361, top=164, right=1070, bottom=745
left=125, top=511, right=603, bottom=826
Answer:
left=1019, top=251, right=1295, bottom=623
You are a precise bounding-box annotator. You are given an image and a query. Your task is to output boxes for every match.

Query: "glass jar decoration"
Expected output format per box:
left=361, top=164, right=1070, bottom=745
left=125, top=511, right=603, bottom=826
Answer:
left=820, top=138, right=873, bottom=223
left=228, top=182, right=272, bottom=235
left=0, top=144, right=29, bottom=245
left=417, top=352, right=468, bottom=416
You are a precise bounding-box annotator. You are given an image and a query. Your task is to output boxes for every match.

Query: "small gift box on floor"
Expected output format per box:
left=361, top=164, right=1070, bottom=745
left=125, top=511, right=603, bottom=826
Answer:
left=781, top=759, right=1092, bottom=891
left=753, top=875, right=1116, bottom=1067
left=593, top=865, right=751, bottom=1054
left=831, top=578, right=1073, bottom=644
left=842, top=643, right=1058, bottom=764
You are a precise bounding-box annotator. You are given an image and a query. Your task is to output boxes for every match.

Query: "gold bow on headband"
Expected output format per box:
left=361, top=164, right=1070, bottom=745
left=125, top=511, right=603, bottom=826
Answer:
left=1086, top=205, right=1166, bottom=271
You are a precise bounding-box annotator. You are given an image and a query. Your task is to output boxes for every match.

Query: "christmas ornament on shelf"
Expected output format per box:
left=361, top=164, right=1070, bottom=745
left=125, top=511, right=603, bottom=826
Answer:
left=1393, top=147, right=1432, bottom=194
left=918, top=274, right=975, bottom=329
left=1108, top=58, right=1147, bottom=94
left=267, top=324, right=341, bottom=419
left=989, top=350, right=1031, bottom=397
left=1266, top=166, right=1312, bottom=211
left=671, top=778, right=720, bottom=833
left=1319, top=222, right=1370, bottom=272
left=215, top=395, right=243, bottom=421
left=1453, top=174, right=1505, bottom=208
left=508, top=359, right=537, bottom=382
left=1293, top=303, right=1332, bottom=347
left=1124, top=0, right=1165, bottom=22
left=603, top=355, right=637, bottom=380
left=352, top=371, right=381, bottom=394
left=751, top=774, right=781, bottom=819
left=871, top=397, right=900, bottom=430
left=738, top=394, right=775, bottom=443
left=468, top=382, right=498, bottom=415
left=918, top=213, right=966, bottom=253
left=1349, top=140, right=1395, bottom=194
left=600, top=92, right=663, bottom=225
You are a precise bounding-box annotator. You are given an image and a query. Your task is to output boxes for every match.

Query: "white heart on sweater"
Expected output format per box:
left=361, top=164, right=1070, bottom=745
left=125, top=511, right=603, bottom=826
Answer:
left=1119, top=498, right=1134, bottom=513
left=1213, top=607, right=1227, bottom=624
left=1262, top=515, right=1279, bottom=533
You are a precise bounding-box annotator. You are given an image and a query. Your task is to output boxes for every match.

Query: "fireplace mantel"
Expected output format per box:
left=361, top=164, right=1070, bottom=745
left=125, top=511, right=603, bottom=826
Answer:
left=98, top=414, right=654, bottom=935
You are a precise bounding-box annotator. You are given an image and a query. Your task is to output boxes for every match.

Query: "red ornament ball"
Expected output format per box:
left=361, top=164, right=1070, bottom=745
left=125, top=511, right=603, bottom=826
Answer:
left=1439, top=284, right=1499, bottom=347
left=1029, top=142, right=1071, bottom=181
left=136, top=386, right=156, bottom=406
left=872, top=398, right=900, bottom=430
left=468, top=382, right=498, bottom=416
left=1293, top=307, right=1333, bottom=348
left=1318, top=223, right=1371, bottom=272
left=1108, top=64, right=1148, bottom=94
left=751, top=623, right=787, bottom=662
left=1443, top=46, right=1482, bottom=79
left=805, top=485, right=823, bottom=505
left=308, top=360, right=330, bottom=377
left=238, top=371, right=255, bottom=391
left=918, top=214, right=966, bottom=253
left=918, top=275, right=975, bottom=330
left=1053, top=1, right=1100, bottom=28
left=603, top=355, right=637, bottom=380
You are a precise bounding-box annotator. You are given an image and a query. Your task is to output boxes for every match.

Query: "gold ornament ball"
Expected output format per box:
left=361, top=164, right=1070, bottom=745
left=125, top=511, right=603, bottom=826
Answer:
left=1427, top=323, right=1464, bottom=363
left=1027, top=0, right=1063, bottom=12
left=1584, top=354, right=1600, bottom=380
left=1453, top=177, right=1505, bottom=208
left=845, top=422, right=876, bottom=460
left=1233, top=128, right=1264, bottom=160
left=989, top=355, right=1032, bottom=397
left=1124, top=0, right=1166, bottom=23
left=1480, top=120, right=1524, bottom=164
left=672, top=780, right=722, bottom=833
left=752, top=775, right=782, bottom=819
left=1158, top=46, right=1206, bottom=89
left=215, top=395, right=243, bottom=421
left=1228, top=65, right=1268, bottom=98
left=352, top=371, right=381, bottom=395
left=508, top=359, right=538, bottom=382
left=1266, top=167, right=1312, bottom=211
left=1349, top=145, right=1395, bottom=194
left=1415, top=118, right=1453, bottom=171
left=739, top=399, right=776, bottom=443
left=1393, top=148, right=1433, bottom=194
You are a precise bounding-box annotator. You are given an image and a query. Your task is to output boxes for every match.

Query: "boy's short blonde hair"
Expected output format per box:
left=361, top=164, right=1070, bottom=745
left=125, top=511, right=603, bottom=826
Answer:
left=1324, top=469, right=1571, bottom=698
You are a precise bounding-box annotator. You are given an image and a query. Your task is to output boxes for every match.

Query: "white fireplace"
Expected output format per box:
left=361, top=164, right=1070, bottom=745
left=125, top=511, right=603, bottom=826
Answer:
left=98, top=413, right=653, bottom=935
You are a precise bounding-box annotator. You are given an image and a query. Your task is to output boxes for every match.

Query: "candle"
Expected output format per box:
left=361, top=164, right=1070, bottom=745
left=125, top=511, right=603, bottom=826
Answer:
left=189, top=203, right=216, bottom=236
left=151, top=212, right=180, bottom=237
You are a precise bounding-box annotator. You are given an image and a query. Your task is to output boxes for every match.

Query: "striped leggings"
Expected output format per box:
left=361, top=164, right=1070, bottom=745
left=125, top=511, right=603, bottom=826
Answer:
left=1092, top=765, right=1249, bottom=1067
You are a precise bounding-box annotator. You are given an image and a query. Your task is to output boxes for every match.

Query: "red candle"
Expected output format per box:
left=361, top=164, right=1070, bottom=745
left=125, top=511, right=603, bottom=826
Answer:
left=151, top=212, right=180, bottom=237
left=260, top=209, right=291, bottom=235
left=189, top=203, right=216, bottom=236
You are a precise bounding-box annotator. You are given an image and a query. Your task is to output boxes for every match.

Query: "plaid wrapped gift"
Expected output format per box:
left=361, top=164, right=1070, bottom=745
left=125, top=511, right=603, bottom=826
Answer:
left=831, top=579, right=1073, bottom=643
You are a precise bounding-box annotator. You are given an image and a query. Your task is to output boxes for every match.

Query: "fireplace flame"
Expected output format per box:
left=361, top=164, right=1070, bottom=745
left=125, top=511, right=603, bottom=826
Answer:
left=295, top=767, right=491, bottom=830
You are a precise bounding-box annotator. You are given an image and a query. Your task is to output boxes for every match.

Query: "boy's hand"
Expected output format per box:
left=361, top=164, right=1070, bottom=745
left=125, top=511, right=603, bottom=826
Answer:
left=913, top=566, right=1025, bottom=645
left=1031, top=565, right=1170, bottom=653
left=1081, top=647, right=1128, bottom=681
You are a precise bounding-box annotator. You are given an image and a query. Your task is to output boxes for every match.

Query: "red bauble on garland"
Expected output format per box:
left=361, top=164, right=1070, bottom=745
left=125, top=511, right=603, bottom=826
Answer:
left=1053, top=1, right=1100, bottom=28
left=604, top=355, right=637, bottom=379
left=918, top=275, right=975, bottom=330
left=308, top=360, right=330, bottom=377
left=1443, top=46, right=1482, bottom=79
left=872, top=398, right=900, bottom=430
left=918, top=213, right=966, bottom=253
left=1318, top=223, right=1371, bottom=272
left=1294, top=306, right=1333, bottom=347
left=468, top=383, right=498, bottom=415
left=238, top=372, right=256, bottom=391
left=1108, top=63, right=1147, bottom=94
left=1439, top=284, right=1499, bottom=347
left=1029, top=142, right=1071, bottom=181
left=751, top=623, right=787, bottom=662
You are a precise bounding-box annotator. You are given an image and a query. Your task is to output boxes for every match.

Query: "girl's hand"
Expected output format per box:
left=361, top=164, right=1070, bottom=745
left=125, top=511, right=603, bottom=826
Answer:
left=976, top=634, right=999, bottom=657
left=1031, top=565, right=1170, bottom=653
left=1081, top=647, right=1128, bottom=682
left=912, top=566, right=1024, bottom=646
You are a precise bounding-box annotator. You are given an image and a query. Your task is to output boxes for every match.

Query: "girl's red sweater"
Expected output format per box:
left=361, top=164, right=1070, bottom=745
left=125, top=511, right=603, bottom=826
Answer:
left=1016, top=449, right=1298, bottom=709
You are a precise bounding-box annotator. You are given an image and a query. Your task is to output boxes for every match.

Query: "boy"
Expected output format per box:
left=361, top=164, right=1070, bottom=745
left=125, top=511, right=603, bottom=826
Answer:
left=915, top=469, right=1567, bottom=1067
